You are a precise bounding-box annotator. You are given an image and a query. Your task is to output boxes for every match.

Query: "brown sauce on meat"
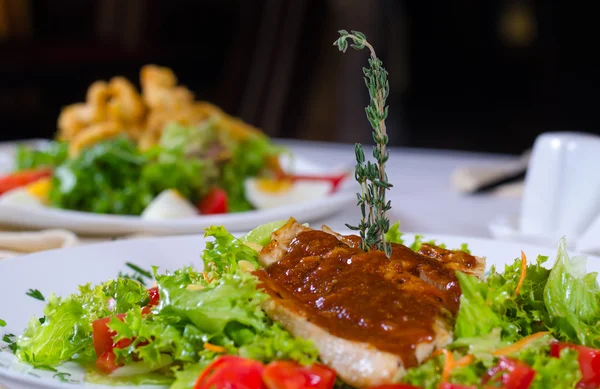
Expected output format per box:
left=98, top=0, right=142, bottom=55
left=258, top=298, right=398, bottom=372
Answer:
left=254, top=230, right=478, bottom=367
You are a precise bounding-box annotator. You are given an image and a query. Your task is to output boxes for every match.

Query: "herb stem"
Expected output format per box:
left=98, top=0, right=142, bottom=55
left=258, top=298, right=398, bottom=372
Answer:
left=334, top=29, right=392, bottom=257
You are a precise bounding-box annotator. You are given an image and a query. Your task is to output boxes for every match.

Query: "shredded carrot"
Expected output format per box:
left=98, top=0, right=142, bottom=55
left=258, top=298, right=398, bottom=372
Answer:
left=441, top=349, right=455, bottom=382
left=492, top=331, right=551, bottom=356
left=427, top=349, right=444, bottom=361
left=514, top=250, right=527, bottom=296
left=203, top=342, right=227, bottom=353
left=454, top=354, right=475, bottom=367
left=203, top=271, right=212, bottom=283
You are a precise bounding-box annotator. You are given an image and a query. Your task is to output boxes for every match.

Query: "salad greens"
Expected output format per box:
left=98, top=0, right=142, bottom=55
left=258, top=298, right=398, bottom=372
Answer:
left=13, top=124, right=281, bottom=216
left=6, top=222, right=600, bottom=389
left=46, top=137, right=214, bottom=215
left=401, top=237, right=599, bottom=388
left=14, top=224, right=317, bottom=387
left=219, top=136, right=282, bottom=212
left=15, top=141, right=69, bottom=171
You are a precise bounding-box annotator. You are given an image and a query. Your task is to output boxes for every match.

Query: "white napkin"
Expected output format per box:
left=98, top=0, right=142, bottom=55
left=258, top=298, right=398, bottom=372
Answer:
left=0, top=229, right=79, bottom=259
left=451, top=166, right=524, bottom=197
left=451, top=151, right=530, bottom=197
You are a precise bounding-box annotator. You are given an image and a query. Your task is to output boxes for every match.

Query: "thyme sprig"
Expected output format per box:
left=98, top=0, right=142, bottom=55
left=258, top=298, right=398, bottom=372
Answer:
left=334, top=30, right=393, bottom=257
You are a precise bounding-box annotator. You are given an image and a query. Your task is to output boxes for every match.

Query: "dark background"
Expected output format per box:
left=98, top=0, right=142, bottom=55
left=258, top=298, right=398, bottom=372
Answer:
left=1, top=0, right=598, bottom=154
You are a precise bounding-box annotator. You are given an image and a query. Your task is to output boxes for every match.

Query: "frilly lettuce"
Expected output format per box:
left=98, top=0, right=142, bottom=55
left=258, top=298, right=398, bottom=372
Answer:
left=106, top=226, right=317, bottom=387
left=16, top=280, right=149, bottom=367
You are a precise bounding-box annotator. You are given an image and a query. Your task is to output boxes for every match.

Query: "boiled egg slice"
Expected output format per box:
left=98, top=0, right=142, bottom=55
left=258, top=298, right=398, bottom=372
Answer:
left=0, top=187, right=44, bottom=207
left=141, top=189, right=198, bottom=220
left=244, top=178, right=333, bottom=210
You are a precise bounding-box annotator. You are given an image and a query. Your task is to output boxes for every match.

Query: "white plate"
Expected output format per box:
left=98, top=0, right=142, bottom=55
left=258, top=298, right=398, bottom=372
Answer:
left=0, top=231, right=594, bottom=389
left=0, top=141, right=355, bottom=235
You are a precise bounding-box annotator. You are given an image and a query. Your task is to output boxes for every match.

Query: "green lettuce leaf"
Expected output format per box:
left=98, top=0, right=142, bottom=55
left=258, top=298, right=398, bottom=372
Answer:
left=384, top=221, right=404, bottom=245
left=15, top=141, right=69, bottom=170
left=159, top=121, right=217, bottom=157
left=240, top=220, right=287, bottom=246
left=16, top=279, right=149, bottom=367
left=203, top=226, right=259, bottom=277
left=49, top=138, right=215, bottom=215
left=110, top=264, right=317, bottom=372
left=219, top=136, right=282, bottom=212
left=544, top=238, right=600, bottom=347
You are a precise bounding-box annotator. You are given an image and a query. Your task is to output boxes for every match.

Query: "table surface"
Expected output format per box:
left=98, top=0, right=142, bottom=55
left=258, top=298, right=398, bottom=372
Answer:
left=277, top=139, right=521, bottom=238
left=0, top=138, right=521, bottom=239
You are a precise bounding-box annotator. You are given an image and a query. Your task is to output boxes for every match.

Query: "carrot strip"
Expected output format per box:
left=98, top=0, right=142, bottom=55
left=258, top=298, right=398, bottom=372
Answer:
left=454, top=354, right=475, bottom=367
left=204, top=342, right=227, bottom=353
left=514, top=250, right=527, bottom=296
left=492, top=331, right=551, bottom=356
left=441, top=349, right=455, bottom=382
left=202, top=272, right=212, bottom=283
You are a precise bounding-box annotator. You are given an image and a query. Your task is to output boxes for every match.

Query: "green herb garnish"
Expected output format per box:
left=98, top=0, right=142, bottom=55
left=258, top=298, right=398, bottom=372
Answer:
left=118, top=262, right=153, bottom=285
left=53, top=372, right=72, bottom=382
left=26, top=289, right=45, bottom=301
left=2, top=333, right=17, bottom=353
left=0, top=318, right=6, bottom=327
left=334, top=30, right=393, bottom=256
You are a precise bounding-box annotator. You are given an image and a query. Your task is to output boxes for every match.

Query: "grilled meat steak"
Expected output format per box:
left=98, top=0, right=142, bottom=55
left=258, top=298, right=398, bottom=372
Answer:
left=254, top=218, right=485, bottom=388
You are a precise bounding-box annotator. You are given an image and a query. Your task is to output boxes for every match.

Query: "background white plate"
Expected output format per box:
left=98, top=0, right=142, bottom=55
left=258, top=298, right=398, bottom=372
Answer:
left=0, top=231, right=594, bottom=389
left=0, top=140, right=354, bottom=235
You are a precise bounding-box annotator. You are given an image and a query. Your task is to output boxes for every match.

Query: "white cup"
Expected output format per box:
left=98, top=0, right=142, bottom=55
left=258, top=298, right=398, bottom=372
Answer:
left=520, top=132, right=600, bottom=241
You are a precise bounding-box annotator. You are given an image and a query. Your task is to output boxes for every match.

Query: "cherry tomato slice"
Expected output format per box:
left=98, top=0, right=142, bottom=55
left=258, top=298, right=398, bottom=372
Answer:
left=147, top=287, right=160, bottom=307
left=551, top=342, right=600, bottom=389
left=195, top=356, right=265, bottom=389
left=197, top=188, right=228, bottom=215
left=92, top=313, right=126, bottom=357
left=96, top=350, right=121, bottom=374
left=0, top=168, right=52, bottom=195
left=263, top=361, right=336, bottom=389
left=483, top=357, right=535, bottom=389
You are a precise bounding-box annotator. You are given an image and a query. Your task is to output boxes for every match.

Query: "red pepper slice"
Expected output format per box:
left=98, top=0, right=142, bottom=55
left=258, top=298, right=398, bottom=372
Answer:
left=551, top=341, right=600, bottom=389
left=0, top=168, right=52, bottom=195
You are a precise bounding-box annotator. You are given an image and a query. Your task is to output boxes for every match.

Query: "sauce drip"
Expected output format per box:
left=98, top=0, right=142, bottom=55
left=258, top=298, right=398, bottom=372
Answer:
left=255, top=230, right=478, bottom=367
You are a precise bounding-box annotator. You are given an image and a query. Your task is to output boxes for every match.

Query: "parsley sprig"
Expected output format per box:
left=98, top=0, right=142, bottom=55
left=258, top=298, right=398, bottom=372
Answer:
left=118, top=262, right=153, bottom=286
left=334, top=30, right=393, bottom=257
left=26, top=289, right=45, bottom=301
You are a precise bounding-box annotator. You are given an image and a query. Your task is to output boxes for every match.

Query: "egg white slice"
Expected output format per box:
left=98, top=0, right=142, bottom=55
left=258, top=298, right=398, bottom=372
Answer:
left=244, top=178, right=333, bottom=210
left=141, top=189, right=198, bottom=220
left=0, top=188, right=44, bottom=207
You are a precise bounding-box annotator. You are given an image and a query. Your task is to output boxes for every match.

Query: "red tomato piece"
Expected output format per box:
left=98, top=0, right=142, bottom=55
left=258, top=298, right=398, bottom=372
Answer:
left=551, top=342, right=600, bottom=389
left=197, top=188, right=228, bottom=215
left=142, top=287, right=160, bottom=315
left=0, top=168, right=52, bottom=195
left=366, top=385, right=422, bottom=389
left=483, top=357, right=535, bottom=389
left=262, top=361, right=336, bottom=389
left=96, top=350, right=121, bottom=374
left=195, top=356, right=265, bottom=389
left=148, top=287, right=160, bottom=307
left=92, top=313, right=126, bottom=357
